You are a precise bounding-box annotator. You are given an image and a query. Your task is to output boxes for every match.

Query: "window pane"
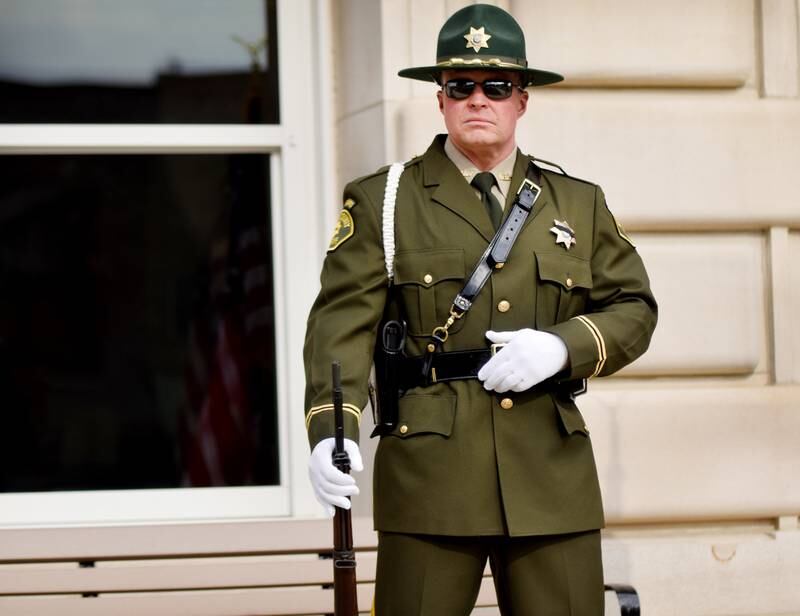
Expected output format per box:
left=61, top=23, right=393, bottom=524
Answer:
left=0, top=0, right=279, bottom=124
left=0, top=154, right=279, bottom=491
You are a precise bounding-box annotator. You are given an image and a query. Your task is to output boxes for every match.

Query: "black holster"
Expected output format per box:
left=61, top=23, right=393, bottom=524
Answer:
left=370, top=319, right=406, bottom=437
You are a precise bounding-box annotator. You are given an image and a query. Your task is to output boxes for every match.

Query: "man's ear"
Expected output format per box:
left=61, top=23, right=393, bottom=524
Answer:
left=517, top=89, right=529, bottom=118
left=437, top=89, right=444, bottom=113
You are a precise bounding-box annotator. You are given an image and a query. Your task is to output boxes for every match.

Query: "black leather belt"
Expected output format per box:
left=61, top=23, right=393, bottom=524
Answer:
left=400, top=348, right=492, bottom=388
left=398, top=347, right=587, bottom=400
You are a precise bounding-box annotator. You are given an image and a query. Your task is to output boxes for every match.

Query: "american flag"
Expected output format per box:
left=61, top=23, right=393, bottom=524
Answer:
left=180, top=154, right=273, bottom=487
left=180, top=237, right=251, bottom=486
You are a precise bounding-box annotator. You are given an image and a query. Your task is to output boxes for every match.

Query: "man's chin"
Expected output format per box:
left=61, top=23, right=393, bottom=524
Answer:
left=462, top=122, right=495, bottom=134
left=459, top=134, right=499, bottom=149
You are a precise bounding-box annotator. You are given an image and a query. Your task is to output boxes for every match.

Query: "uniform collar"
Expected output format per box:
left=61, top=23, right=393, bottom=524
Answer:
left=443, top=136, right=517, bottom=197
left=420, top=135, right=549, bottom=242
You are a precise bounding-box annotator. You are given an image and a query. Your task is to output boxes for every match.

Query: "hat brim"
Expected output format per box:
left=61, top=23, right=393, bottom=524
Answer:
left=398, top=64, right=563, bottom=87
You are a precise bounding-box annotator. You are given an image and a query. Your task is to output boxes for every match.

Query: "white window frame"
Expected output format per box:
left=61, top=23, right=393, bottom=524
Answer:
left=0, top=0, right=329, bottom=527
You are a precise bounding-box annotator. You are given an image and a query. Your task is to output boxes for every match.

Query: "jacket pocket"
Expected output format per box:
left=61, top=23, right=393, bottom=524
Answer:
left=551, top=394, right=590, bottom=437
left=394, top=248, right=465, bottom=337
left=535, top=252, right=593, bottom=326
left=386, top=393, right=456, bottom=438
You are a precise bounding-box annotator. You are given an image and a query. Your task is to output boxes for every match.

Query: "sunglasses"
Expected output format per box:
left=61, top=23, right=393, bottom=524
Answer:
left=442, top=78, right=522, bottom=100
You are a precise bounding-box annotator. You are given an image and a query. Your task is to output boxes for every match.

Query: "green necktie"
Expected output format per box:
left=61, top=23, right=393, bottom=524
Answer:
left=471, top=172, right=503, bottom=230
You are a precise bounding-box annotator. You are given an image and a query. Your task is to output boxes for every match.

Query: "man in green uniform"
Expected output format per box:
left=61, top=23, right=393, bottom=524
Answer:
left=305, top=4, right=657, bottom=614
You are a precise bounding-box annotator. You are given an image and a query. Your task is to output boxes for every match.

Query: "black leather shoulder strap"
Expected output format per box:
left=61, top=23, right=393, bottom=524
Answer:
left=453, top=160, right=542, bottom=314
left=420, top=161, right=543, bottom=381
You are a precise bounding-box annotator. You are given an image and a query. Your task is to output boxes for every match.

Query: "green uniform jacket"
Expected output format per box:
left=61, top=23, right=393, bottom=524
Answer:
left=304, top=134, right=657, bottom=537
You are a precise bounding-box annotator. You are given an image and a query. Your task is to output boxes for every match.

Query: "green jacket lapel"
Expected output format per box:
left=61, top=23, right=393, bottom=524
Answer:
left=423, top=136, right=496, bottom=243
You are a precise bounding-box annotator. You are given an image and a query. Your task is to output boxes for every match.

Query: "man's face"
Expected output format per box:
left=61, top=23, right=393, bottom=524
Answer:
left=437, top=69, right=529, bottom=155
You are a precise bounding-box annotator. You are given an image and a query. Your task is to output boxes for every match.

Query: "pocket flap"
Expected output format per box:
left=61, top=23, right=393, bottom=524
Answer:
left=389, top=394, right=456, bottom=438
left=394, top=249, right=464, bottom=288
left=536, top=252, right=593, bottom=290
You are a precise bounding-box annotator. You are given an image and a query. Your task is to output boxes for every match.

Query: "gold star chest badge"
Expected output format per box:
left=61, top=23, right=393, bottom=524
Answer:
left=550, top=219, right=576, bottom=250
left=464, top=26, right=491, bottom=52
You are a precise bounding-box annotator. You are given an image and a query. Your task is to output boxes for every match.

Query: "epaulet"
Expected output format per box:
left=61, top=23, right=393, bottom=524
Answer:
left=351, top=166, right=392, bottom=185
left=403, top=152, right=425, bottom=168
left=533, top=156, right=597, bottom=187
left=349, top=155, right=415, bottom=186
left=349, top=154, right=424, bottom=189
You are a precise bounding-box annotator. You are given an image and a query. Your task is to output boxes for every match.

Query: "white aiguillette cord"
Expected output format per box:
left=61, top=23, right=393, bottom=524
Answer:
left=382, top=162, right=405, bottom=282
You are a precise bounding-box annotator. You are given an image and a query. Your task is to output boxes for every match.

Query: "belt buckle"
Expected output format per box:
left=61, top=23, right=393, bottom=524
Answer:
left=490, top=343, right=506, bottom=356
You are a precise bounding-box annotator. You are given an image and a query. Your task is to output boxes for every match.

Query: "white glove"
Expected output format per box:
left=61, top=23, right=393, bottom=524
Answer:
left=308, top=437, right=363, bottom=517
left=477, top=329, right=569, bottom=393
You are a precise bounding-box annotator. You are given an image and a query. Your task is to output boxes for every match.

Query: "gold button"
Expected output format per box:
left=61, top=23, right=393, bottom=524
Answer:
left=500, top=398, right=514, bottom=410
left=399, top=425, right=408, bottom=434
left=566, top=277, right=574, bottom=287
left=427, top=343, right=436, bottom=352
left=423, top=273, right=433, bottom=284
left=494, top=263, right=504, bottom=269
left=584, top=425, right=590, bottom=434
left=497, top=300, right=511, bottom=313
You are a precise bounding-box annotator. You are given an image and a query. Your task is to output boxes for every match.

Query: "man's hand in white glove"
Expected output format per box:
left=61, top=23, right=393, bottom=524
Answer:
left=477, top=329, right=569, bottom=393
left=308, top=437, right=363, bottom=517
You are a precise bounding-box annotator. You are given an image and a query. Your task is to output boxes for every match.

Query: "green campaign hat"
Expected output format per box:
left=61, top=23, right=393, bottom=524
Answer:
left=398, top=3, right=563, bottom=87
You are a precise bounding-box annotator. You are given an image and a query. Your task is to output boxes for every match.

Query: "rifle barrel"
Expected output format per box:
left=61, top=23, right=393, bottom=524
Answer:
left=332, top=361, right=345, bottom=456
left=330, top=360, right=357, bottom=615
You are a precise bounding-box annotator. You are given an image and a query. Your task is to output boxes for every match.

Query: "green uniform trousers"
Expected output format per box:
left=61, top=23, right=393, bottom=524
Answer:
left=374, top=530, right=604, bottom=615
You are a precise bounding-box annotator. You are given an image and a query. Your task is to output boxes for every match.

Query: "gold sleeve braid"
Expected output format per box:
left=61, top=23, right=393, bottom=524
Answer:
left=305, top=403, right=362, bottom=430
left=572, top=315, right=607, bottom=377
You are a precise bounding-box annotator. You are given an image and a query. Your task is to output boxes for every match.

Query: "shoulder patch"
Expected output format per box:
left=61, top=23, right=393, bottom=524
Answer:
left=328, top=209, right=354, bottom=252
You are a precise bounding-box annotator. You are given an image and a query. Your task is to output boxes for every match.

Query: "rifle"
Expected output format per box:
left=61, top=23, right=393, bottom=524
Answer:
left=331, top=361, right=358, bottom=616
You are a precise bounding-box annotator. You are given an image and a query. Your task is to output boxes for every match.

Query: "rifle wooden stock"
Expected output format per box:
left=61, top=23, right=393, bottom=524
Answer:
left=333, top=507, right=358, bottom=615
left=331, top=361, right=358, bottom=616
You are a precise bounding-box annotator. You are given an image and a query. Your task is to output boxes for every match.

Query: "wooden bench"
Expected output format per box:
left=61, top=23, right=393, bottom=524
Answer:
left=0, top=518, right=638, bottom=615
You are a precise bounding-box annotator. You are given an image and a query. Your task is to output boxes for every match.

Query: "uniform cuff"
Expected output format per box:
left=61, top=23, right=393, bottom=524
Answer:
left=543, top=315, right=607, bottom=380
left=306, top=403, right=362, bottom=450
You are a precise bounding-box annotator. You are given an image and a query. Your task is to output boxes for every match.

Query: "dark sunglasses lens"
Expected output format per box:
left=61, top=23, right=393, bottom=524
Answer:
left=445, top=80, right=474, bottom=99
left=444, top=79, right=514, bottom=100
left=482, top=81, right=513, bottom=99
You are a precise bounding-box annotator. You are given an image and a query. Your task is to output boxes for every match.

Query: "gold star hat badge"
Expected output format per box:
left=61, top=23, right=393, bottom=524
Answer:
left=550, top=219, right=576, bottom=250
left=464, top=26, right=491, bottom=52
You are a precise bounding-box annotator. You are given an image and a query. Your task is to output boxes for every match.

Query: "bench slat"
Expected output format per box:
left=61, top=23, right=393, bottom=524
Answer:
left=0, top=554, right=377, bottom=594
left=0, top=518, right=378, bottom=562
left=0, top=578, right=502, bottom=616
left=0, top=554, right=501, bottom=595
